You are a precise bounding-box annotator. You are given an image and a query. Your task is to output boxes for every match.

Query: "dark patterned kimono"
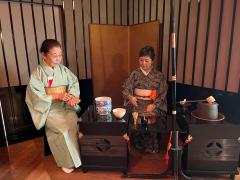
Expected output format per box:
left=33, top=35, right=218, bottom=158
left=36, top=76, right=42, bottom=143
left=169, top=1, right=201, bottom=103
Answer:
left=122, top=68, right=168, bottom=153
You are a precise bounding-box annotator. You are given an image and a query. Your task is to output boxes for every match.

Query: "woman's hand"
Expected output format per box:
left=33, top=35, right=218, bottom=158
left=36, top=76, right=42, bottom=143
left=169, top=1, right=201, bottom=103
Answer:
left=128, top=95, right=138, bottom=107
left=146, top=104, right=156, bottom=112
left=66, top=98, right=76, bottom=106
left=52, top=93, right=73, bottom=102
left=51, top=92, right=80, bottom=106
left=66, top=96, right=81, bottom=107
left=59, top=93, right=73, bottom=102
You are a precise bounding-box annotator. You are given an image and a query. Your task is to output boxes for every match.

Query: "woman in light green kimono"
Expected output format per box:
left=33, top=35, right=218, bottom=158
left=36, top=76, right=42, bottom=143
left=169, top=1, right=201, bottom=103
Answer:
left=25, top=39, right=81, bottom=173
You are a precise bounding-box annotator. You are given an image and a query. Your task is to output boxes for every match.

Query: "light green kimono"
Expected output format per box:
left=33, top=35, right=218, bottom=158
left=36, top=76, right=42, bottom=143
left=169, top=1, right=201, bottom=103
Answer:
left=25, top=60, right=81, bottom=168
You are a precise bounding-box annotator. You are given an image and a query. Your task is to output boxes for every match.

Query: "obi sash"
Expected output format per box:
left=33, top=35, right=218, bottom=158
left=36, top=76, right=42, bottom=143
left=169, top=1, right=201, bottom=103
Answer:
left=45, top=85, right=67, bottom=95
left=134, top=88, right=157, bottom=101
left=45, top=86, right=81, bottom=104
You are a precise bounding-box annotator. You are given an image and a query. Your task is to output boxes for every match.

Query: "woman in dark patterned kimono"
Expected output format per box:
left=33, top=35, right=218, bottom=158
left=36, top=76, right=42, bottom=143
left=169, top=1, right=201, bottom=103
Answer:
left=122, top=46, right=168, bottom=153
left=25, top=39, right=81, bottom=173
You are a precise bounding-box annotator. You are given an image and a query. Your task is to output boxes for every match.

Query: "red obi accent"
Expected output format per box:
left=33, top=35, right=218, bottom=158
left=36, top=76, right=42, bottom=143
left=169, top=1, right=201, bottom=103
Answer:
left=149, top=90, right=157, bottom=101
left=47, top=76, right=54, bottom=87
left=48, top=79, right=53, bottom=87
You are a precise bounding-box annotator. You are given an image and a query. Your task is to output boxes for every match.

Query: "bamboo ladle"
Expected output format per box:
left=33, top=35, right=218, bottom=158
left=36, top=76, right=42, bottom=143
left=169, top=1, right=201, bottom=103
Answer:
left=178, top=96, right=216, bottom=105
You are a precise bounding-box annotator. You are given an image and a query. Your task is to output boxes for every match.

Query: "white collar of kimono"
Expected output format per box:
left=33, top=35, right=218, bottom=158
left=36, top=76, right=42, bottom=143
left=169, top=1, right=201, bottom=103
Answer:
left=41, top=60, right=55, bottom=76
left=140, top=67, right=152, bottom=76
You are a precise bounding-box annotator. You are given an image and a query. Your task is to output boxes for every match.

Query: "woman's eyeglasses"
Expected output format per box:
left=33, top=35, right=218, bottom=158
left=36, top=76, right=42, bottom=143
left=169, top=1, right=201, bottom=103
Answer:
left=47, top=53, right=63, bottom=58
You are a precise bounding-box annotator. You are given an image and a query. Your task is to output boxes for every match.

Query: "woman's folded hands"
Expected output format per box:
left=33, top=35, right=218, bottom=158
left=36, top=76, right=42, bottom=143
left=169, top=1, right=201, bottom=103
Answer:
left=52, top=93, right=80, bottom=106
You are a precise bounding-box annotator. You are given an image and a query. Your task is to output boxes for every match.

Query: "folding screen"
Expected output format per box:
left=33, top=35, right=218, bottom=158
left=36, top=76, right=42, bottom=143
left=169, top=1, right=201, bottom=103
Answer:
left=90, top=21, right=160, bottom=106
left=129, top=22, right=160, bottom=71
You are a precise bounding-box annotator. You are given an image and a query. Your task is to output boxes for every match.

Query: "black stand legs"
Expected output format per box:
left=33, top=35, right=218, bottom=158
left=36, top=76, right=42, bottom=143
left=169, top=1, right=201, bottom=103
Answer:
left=122, top=130, right=191, bottom=179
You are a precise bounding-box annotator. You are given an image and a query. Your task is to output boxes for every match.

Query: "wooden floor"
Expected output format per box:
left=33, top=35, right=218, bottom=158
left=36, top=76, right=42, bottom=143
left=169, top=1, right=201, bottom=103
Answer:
left=0, top=137, right=239, bottom=180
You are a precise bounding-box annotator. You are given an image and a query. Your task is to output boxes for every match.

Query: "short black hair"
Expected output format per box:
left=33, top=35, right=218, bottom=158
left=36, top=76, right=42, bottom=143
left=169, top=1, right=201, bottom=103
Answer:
left=40, top=39, right=61, bottom=54
left=139, top=46, right=155, bottom=60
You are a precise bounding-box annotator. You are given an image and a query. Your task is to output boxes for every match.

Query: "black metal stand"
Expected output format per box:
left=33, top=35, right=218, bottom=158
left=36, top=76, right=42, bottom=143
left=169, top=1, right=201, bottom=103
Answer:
left=122, top=0, right=191, bottom=179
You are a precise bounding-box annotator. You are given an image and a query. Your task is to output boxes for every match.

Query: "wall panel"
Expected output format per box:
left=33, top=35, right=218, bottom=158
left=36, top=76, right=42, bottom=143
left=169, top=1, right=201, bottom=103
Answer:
left=150, top=0, right=157, bottom=21
left=44, top=6, right=55, bottom=38
left=0, top=2, right=19, bottom=86
left=92, top=0, right=99, bottom=24
left=114, top=0, right=121, bottom=25
left=75, top=0, right=87, bottom=79
left=11, top=3, right=29, bottom=85
left=54, top=7, right=66, bottom=65
left=0, top=28, right=8, bottom=87
left=161, top=0, right=170, bottom=79
left=0, top=0, right=239, bottom=93
left=122, top=0, right=128, bottom=25
left=214, top=0, right=234, bottom=90
left=107, top=0, right=114, bottom=24
left=145, top=0, right=150, bottom=22
left=64, top=0, right=78, bottom=75
left=157, top=0, right=164, bottom=22
left=33, top=4, right=46, bottom=63
left=128, top=0, right=133, bottom=25
left=133, top=0, right=139, bottom=24
left=139, top=0, right=144, bottom=23
left=193, top=0, right=209, bottom=86
left=176, top=0, right=188, bottom=82
left=82, top=0, right=92, bottom=78
left=22, top=3, right=39, bottom=73
left=227, top=0, right=240, bottom=92
left=203, top=0, right=221, bottom=88
left=184, top=0, right=199, bottom=85
left=100, top=0, right=107, bottom=24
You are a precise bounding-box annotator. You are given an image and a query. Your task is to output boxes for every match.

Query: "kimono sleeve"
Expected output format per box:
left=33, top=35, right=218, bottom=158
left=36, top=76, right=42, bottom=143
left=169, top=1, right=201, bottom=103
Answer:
left=153, top=73, right=168, bottom=112
left=122, top=71, right=135, bottom=106
left=25, top=72, right=52, bottom=130
left=65, top=68, right=80, bottom=98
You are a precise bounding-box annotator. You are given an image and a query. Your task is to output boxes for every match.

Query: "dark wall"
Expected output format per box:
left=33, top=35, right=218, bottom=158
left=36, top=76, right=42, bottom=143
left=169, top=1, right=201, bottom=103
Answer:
left=174, top=83, right=240, bottom=124
left=78, top=79, right=93, bottom=116
left=0, top=109, right=7, bottom=147
left=0, top=86, right=42, bottom=147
